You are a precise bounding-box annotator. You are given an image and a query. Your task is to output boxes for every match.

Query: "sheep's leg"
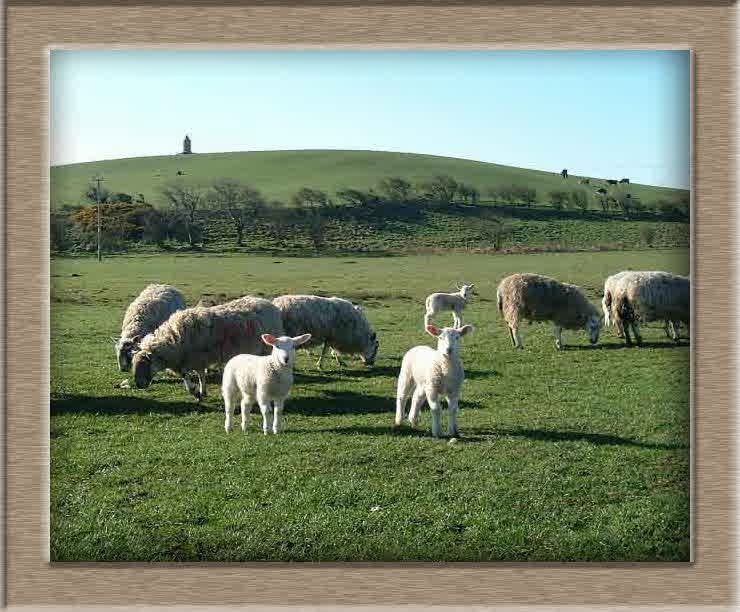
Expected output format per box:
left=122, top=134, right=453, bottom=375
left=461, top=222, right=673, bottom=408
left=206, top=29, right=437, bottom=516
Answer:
left=241, top=395, right=253, bottom=432
left=258, top=398, right=273, bottom=435
left=197, top=369, right=207, bottom=399
left=316, top=342, right=329, bottom=370
left=223, top=389, right=237, bottom=433
left=632, top=322, right=643, bottom=346
left=508, top=326, right=517, bottom=347
left=553, top=325, right=563, bottom=351
left=664, top=320, right=673, bottom=339
left=615, top=320, right=625, bottom=338
left=272, top=399, right=284, bottom=434
left=452, top=310, right=462, bottom=328
left=447, top=396, right=459, bottom=437
left=623, top=322, right=633, bottom=346
left=407, top=386, right=426, bottom=428
left=332, top=349, right=345, bottom=369
left=427, top=393, right=443, bottom=438
left=512, top=326, right=524, bottom=350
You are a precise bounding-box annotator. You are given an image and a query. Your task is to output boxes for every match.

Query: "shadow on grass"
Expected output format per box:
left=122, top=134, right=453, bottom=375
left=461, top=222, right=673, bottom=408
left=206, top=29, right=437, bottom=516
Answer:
left=50, top=394, right=214, bottom=416
left=564, top=341, right=689, bottom=351
left=289, top=390, right=391, bottom=416
left=473, top=427, right=687, bottom=450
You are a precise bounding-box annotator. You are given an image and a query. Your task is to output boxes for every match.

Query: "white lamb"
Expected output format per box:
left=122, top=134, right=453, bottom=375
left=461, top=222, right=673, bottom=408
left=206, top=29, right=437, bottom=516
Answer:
left=424, top=284, right=475, bottom=328
left=395, top=323, right=474, bottom=438
left=222, top=333, right=312, bottom=435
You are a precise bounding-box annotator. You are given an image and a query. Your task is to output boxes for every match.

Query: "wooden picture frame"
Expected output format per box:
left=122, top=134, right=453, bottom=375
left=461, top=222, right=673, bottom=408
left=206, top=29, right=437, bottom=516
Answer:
left=5, top=1, right=734, bottom=609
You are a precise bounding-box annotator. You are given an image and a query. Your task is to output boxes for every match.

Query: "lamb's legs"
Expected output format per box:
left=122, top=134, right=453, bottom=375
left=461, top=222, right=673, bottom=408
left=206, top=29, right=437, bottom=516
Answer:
left=447, top=396, right=459, bottom=437
left=258, top=398, right=273, bottom=435
left=553, top=325, right=563, bottom=351
left=241, top=395, right=253, bottom=432
left=223, top=391, right=236, bottom=433
left=407, top=386, right=426, bottom=428
left=272, top=399, right=284, bottom=434
left=453, top=311, right=462, bottom=328
left=427, top=394, right=443, bottom=438
left=395, top=386, right=411, bottom=427
left=316, top=341, right=329, bottom=370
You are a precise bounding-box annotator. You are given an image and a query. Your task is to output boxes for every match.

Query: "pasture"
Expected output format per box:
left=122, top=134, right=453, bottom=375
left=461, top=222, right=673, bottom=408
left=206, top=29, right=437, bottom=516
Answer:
left=51, top=249, right=690, bottom=561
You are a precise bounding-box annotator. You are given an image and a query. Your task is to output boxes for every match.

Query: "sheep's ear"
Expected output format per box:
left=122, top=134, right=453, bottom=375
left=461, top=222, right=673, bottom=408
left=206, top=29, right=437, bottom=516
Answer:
left=261, top=334, right=277, bottom=346
left=292, top=333, right=312, bottom=347
left=131, top=335, right=142, bottom=344
left=469, top=284, right=475, bottom=289
left=459, top=325, right=474, bottom=336
left=426, top=324, right=440, bottom=337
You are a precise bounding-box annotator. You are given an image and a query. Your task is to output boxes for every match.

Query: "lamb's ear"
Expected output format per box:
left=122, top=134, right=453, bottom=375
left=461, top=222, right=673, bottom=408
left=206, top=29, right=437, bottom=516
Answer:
left=458, top=325, right=474, bottom=336
left=426, top=324, right=440, bottom=337
left=292, top=333, right=312, bottom=347
left=261, top=334, right=277, bottom=346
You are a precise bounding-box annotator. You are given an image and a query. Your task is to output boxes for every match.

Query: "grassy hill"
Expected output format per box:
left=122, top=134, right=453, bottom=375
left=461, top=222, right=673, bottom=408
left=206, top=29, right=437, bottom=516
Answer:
left=51, top=149, right=687, bottom=208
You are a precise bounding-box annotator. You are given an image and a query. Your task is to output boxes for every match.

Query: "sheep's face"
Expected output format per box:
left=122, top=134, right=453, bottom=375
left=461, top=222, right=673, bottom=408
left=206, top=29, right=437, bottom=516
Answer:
left=360, top=332, right=379, bottom=367
left=586, top=315, right=602, bottom=345
left=131, top=350, right=162, bottom=389
left=262, top=333, right=312, bottom=367
left=114, top=335, right=141, bottom=372
left=460, top=284, right=475, bottom=300
left=426, top=324, right=474, bottom=358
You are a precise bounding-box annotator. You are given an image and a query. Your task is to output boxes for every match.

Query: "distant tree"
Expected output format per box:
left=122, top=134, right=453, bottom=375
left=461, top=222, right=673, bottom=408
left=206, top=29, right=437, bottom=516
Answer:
left=570, top=188, right=589, bottom=212
left=306, top=209, right=327, bottom=252
left=378, top=177, right=413, bottom=202
left=479, top=208, right=512, bottom=251
left=50, top=212, right=74, bottom=252
left=336, top=188, right=376, bottom=208
left=266, top=201, right=293, bottom=247
left=418, top=175, right=459, bottom=205
left=457, top=183, right=480, bottom=205
left=548, top=190, right=570, bottom=211
left=208, top=178, right=265, bottom=247
left=292, top=187, right=333, bottom=210
left=84, top=182, right=111, bottom=205
left=639, top=225, right=656, bottom=247
left=160, top=180, right=204, bottom=247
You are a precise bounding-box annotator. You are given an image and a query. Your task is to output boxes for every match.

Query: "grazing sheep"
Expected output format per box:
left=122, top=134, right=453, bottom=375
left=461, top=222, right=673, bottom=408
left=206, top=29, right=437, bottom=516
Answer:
left=497, top=273, right=602, bottom=350
left=610, top=271, right=689, bottom=346
left=272, top=295, right=379, bottom=370
left=395, top=324, right=474, bottom=438
left=114, top=284, right=186, bottom=372
left=424, top=284, right=475, bottom=329
left=222, top=332, right=312, bottom=435
left=131, top=296, right=284, bottom=400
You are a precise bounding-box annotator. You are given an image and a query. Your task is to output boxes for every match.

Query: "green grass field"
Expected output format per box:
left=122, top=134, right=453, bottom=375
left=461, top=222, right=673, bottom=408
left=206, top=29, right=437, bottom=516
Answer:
left=51, top=149, right=688, bottom=208
left=51, top=249, right=690, bottom=561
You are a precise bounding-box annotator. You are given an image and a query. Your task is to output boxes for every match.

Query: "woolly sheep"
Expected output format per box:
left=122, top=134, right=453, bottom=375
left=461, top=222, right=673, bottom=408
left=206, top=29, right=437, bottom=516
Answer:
left=114, top=284, right=186, bottom=371
left=497, top=273, right=601, bottom=350
left=272, top=295, right=379, bottom=370
left=610, top=271, right=689, bottom=346
left=395, top=323, right=474, bottom=438
left=131, top=296, right=284, bottom=400
left=424, top=284, right=475, bottom=328
left=222, top=332, right=312, bottom=435
left=602, top=271, right=681, bottom=340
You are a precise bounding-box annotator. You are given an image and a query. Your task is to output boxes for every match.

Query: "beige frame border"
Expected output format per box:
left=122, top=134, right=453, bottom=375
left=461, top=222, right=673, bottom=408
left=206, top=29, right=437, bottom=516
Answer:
left=6, top=2, right=734, bottom=609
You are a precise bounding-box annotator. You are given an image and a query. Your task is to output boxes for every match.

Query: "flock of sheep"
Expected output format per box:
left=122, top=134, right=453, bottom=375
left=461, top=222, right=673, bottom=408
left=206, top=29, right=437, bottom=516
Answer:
left=114, top=269, right=689, bottom=438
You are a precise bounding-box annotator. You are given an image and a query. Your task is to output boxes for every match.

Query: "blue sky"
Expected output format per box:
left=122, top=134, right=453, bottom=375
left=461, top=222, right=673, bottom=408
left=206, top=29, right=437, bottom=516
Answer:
left=50, top=50, right=690, bottom=188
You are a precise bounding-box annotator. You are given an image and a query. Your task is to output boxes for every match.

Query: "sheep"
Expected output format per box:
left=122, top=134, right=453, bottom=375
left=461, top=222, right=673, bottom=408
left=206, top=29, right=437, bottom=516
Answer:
left=496, top=273, right=602, bottom=350
left=131, top=296, right=284, bottom=400
left=424, top=284, right=475, bottom=329
left=395, top=324, right=474, bottom=438
left=114, top=284, right=186, bottom=372
left=271, top=295, right=379, bottom=370
left=222, top=332, right=312, bottom=435
left=610, top=271, right=689, bottom=346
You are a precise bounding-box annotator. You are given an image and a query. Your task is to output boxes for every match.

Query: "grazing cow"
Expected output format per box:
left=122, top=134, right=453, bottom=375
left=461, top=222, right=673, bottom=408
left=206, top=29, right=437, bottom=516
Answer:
left=619, top=178, right=630, bottom=184
left=561, top=168, right=569, bottom=179
left=606, top=179, right=618, bottom=185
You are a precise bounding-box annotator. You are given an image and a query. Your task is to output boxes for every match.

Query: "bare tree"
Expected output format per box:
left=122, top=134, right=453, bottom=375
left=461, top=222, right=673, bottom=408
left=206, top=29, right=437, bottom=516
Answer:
left=160, top=180, right=204, bottom=248
left=208, top=178, right=265, bottom=247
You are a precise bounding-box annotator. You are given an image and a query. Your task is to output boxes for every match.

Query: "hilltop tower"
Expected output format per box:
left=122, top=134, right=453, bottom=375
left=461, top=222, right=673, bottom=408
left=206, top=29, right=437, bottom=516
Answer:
left=183, top=134, right=192, bottom=154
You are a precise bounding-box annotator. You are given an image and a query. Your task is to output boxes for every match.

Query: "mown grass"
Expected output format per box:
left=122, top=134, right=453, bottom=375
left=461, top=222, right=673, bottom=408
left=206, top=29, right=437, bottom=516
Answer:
left=51, top=149, right=687, bottom=209
left=51, top=249, right=690, bottom=561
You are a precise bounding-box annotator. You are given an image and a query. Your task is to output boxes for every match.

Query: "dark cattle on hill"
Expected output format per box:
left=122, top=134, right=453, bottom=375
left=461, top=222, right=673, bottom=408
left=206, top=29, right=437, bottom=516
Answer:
left=595, top=188, right=608, bottom=195
left=561, top=168, right=569, bottom=179
left=606, top=179, right=618, bottom=185
left=619, top=178, right=630, bottom=184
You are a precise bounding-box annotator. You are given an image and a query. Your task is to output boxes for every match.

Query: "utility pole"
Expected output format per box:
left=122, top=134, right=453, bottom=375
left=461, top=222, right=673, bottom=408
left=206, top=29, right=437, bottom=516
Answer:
left=93, top=175, right=104, bottom=262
